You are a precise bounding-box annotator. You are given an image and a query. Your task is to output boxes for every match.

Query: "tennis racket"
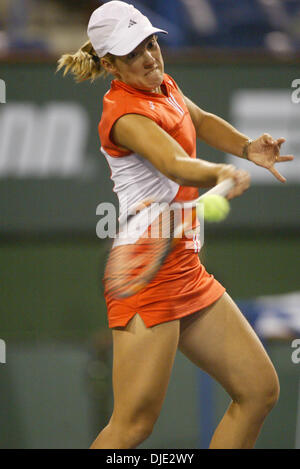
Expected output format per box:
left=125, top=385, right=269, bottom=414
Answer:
left=104, top=178, right=234, bottom=299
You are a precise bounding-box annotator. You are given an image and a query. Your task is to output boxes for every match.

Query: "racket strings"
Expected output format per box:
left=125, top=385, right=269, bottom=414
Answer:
left=105, top=209, right=175, bottom=297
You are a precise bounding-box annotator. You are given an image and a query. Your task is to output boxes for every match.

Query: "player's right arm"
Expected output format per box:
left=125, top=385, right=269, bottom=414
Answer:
left=112, top=113, right=250, bottom=199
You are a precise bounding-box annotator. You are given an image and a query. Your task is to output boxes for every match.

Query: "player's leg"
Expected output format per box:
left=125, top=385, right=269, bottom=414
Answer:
left=178, top=292, right=280, bottom=449
left=90, top=313, right=180, bottom=449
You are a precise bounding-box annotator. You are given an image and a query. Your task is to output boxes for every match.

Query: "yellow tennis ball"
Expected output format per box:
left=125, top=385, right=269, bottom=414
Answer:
left=197, top=194, right=230, bottom=222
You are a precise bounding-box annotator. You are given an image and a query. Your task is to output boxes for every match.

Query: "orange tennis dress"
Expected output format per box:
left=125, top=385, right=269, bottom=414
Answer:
left=98, top=73, right=225, bottom=328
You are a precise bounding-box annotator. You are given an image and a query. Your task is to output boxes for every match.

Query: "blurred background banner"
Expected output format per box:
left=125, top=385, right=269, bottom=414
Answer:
left=0, top=0, right=300, bottom=449
left=1, top=0, right=300, bottom=234
left=1, top=61, right=299, bottom=233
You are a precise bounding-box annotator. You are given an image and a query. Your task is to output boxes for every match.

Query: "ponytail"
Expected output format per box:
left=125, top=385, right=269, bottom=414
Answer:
left=57, top=40, right=113, bottom=83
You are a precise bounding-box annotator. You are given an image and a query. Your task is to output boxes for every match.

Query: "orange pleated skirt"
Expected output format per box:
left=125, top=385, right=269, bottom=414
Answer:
left=103, top=239, right=225, bottom=328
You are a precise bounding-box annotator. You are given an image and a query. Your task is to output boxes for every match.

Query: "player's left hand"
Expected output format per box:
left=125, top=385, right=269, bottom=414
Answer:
left=247, top=134, right=294, bottom=183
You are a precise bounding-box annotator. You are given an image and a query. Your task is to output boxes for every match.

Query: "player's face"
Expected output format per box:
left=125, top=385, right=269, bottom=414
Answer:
left=113, top=35, right=164, bottom=93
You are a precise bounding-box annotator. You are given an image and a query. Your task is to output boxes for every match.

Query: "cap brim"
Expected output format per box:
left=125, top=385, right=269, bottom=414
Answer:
left=109, top=27, right=168, bottom=56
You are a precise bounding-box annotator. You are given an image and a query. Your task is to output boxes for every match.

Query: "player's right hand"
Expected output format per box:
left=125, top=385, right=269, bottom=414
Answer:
left=216, top=164, right=251, bottom=200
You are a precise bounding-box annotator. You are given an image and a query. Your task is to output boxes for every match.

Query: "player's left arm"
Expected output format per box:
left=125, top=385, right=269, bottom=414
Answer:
left=180, top=91, right=294, bottom=183
left=183, top=94, right=250, bottom=155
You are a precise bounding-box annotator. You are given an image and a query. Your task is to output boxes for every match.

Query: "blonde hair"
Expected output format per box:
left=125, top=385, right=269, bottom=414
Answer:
left=56, top=40, right=114, bottom=83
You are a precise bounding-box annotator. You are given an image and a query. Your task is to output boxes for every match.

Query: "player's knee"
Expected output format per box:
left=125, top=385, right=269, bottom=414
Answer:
left=258, top=371, right=280, bottom=414
left=235, top=367, right=280, bottom=416
left=111, top=413, right=156, bottom=447
left=132, top=418, right=155, bottom=443
left=122, top=417, right=155, bottom=447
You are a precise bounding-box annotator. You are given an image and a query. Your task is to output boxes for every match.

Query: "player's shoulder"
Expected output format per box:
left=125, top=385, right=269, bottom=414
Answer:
left=102, top=82, right=128, bottom=115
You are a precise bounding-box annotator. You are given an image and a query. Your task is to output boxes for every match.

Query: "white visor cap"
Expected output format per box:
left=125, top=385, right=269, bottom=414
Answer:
left=87, top=1, right=168, bottom=58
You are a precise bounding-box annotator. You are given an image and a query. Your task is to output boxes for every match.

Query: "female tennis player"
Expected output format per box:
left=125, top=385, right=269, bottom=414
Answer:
left=58, top=1, right=293, bottom=449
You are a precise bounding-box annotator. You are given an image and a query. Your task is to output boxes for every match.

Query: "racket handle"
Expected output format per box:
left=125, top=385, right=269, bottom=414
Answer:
left=182, top=178, right=234, bottom=209
left=198, top=177, right=235, bottom=200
